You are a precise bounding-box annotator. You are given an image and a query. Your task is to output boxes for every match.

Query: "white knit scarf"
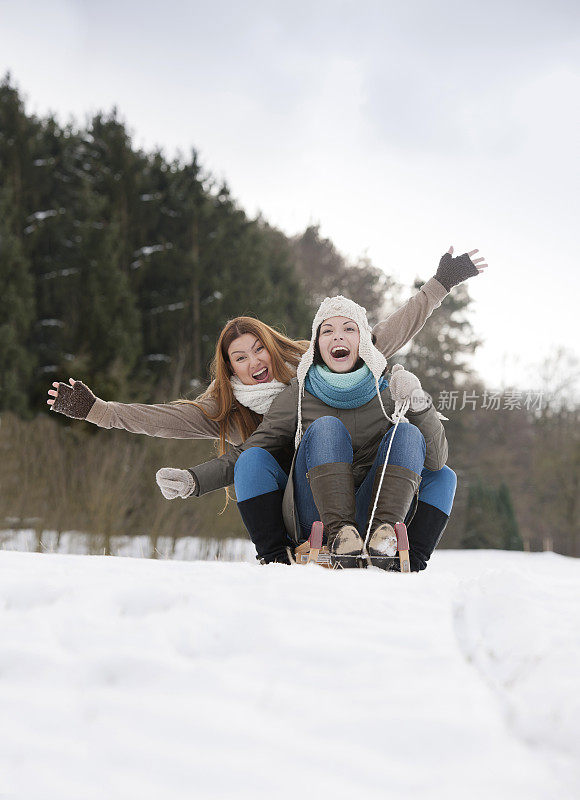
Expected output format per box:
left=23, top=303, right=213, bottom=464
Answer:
left=230, top=375, right=287, bottom=416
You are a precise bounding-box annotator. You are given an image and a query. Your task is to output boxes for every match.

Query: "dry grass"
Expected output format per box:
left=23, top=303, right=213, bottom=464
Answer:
left=0, top=412, right=246, bottom=553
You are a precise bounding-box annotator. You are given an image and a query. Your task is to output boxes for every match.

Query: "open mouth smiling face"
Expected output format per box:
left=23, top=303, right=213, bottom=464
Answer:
left=330, top=345, right=351, bottom=361
left=318, top=317, right=360, bottom=373
left=251, top=366, right=269, bottom=382
left=228, top=334, right=273, bottom=385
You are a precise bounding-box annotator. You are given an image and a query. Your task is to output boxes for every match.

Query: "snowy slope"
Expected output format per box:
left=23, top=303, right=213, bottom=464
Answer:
left=0, top=549, right=578, bottom=800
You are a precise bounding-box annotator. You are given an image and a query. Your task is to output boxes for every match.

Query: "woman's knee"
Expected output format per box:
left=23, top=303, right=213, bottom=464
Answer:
left=234, top=446, right=274, bottom=478
left=234, top=447, right=284, bottom=500
left=419, top=465, right=457, bottom=514
left=389, top=423, right=426, bottom=453
left=301, top=416, right=353, bottom=468
left=380, top=423, right=426, bottom=472
left=305, top=416, right=351, bottom=443
left=439, top=465, right=457, bottom=495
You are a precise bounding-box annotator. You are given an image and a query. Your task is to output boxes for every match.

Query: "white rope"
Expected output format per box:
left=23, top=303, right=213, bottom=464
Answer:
left=362, top=398, right=410, bottom=559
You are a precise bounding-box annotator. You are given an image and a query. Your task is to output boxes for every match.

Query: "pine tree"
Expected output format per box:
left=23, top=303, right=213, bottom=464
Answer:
left=462, top=480, right=499, bottom=549
left=73, top=187, right=142, bottom=398
left=0, top=186, right=36, bottom=411
left=0, top=74, right=38, bottom=226
left=0, top=77, right=39, bottom=411
left=498, top=482, right=523, bottom=550
left=461, top=479, right=521, bottom=550
left=291, top=225, right=392, bottom=323
left=24, top=119, right=85, bottom=402
left=250, top=221, right=312, bottom=337
left=140, top=152, right=213, bottom=396
left=86, top=110, right=146, bottom=269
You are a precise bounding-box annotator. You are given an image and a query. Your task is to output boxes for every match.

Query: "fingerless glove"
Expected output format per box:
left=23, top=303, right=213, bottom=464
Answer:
left=435, top=252, right=479, bottom=291
left=51, top=381, right=97, bottom=420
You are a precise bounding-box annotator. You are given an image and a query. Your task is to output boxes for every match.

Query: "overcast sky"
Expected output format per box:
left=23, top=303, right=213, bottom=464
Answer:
left=1, top=0, right=579, bottom=391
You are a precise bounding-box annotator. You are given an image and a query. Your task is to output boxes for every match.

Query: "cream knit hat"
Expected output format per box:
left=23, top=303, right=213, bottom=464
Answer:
left=295, top=295, right=390, bottom=448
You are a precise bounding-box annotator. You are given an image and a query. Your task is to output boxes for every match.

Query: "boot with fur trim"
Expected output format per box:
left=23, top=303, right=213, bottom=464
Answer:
left=307, top=462, right=364, bottom=568
left=367, top=464, right=421, bottom=569
left=331, top=524, right=365, bottom=569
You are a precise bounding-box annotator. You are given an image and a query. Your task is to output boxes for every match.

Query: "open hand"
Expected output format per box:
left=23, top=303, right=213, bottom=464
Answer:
left=47, top=378, right=96, bottom=419
left=435, top=245, right=488, bottom=291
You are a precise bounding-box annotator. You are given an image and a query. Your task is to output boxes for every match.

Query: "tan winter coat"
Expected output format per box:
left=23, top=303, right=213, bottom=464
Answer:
left=84, top=278, right=448, bottom=442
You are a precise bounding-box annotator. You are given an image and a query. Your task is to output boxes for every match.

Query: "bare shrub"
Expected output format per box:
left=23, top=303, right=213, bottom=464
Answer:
left=0, top=412, right=245, bottom=553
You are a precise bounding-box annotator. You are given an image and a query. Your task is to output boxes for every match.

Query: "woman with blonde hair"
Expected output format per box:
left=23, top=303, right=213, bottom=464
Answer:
left=49, top=246, right=487, bottom=563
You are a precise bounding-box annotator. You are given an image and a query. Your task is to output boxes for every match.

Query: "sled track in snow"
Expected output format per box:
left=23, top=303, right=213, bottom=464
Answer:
left=452, top=562, right=580, bottom=792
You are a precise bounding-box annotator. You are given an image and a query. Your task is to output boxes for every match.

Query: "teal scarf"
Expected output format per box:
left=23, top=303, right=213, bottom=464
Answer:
left=305, top=364, right=388, bottom=409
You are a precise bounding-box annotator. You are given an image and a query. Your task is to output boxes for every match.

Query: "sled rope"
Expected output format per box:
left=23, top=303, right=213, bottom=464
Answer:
left=362, top=398, right=410, bottom=558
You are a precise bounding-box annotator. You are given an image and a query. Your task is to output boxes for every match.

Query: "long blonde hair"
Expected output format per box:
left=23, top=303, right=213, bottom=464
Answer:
left=178, top=317, right=308, bottom=456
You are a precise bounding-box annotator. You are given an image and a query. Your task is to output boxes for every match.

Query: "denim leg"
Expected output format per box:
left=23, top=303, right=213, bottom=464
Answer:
left=418, top=466, right=457, bottom=516
left=355, top=424, right=426, bottom=532
left=293, top=416, right=353, bottom=538
left=234, top=447, right=288, bottom=502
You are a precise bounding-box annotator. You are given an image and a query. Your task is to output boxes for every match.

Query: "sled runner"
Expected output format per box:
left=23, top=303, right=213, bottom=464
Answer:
left=294, top=522, right=332, bottom=568
left=394, top=522, right=410, bottom=572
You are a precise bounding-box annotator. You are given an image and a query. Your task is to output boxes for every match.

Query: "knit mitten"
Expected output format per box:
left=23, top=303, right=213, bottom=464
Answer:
left=51, top=380, right=97, bottom=419
left=434, top=251, right=479, bottom=291
left=389, top=365, right=429, bottom=412
left=156, top=468, right=197, bottom=500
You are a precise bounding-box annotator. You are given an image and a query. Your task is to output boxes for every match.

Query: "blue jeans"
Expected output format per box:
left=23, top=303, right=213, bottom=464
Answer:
left=293, top=416, right=426, bottom=538
left=234, top=417, right=456, bottom=540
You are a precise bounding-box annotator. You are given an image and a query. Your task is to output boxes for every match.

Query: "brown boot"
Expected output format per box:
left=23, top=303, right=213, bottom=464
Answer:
left=307, top=462, right=364, bottom=569
left=367, top=465, right=421, bottom=569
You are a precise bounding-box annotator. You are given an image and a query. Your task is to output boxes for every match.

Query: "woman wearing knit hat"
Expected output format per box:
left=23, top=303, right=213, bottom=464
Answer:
left=287, top=296, right=450, bottom=568
left=157, top=248, right=486, bottom=568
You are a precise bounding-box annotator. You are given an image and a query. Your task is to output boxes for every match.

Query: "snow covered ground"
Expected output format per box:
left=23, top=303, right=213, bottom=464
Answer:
left=0, top=548, right=578, bottom=800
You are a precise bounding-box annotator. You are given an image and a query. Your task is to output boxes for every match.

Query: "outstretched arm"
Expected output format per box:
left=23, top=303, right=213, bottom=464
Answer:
left=373, top=246, right=488, bottom=359
left=48, top=378, right=232, bottom=442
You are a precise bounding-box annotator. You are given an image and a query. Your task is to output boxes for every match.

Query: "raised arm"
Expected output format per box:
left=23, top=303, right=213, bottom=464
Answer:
left=373, top=278, right=447, bottom=359
left=373, top=246, right=488, bottom=359
left=47, top=378, right=236, bottom=442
